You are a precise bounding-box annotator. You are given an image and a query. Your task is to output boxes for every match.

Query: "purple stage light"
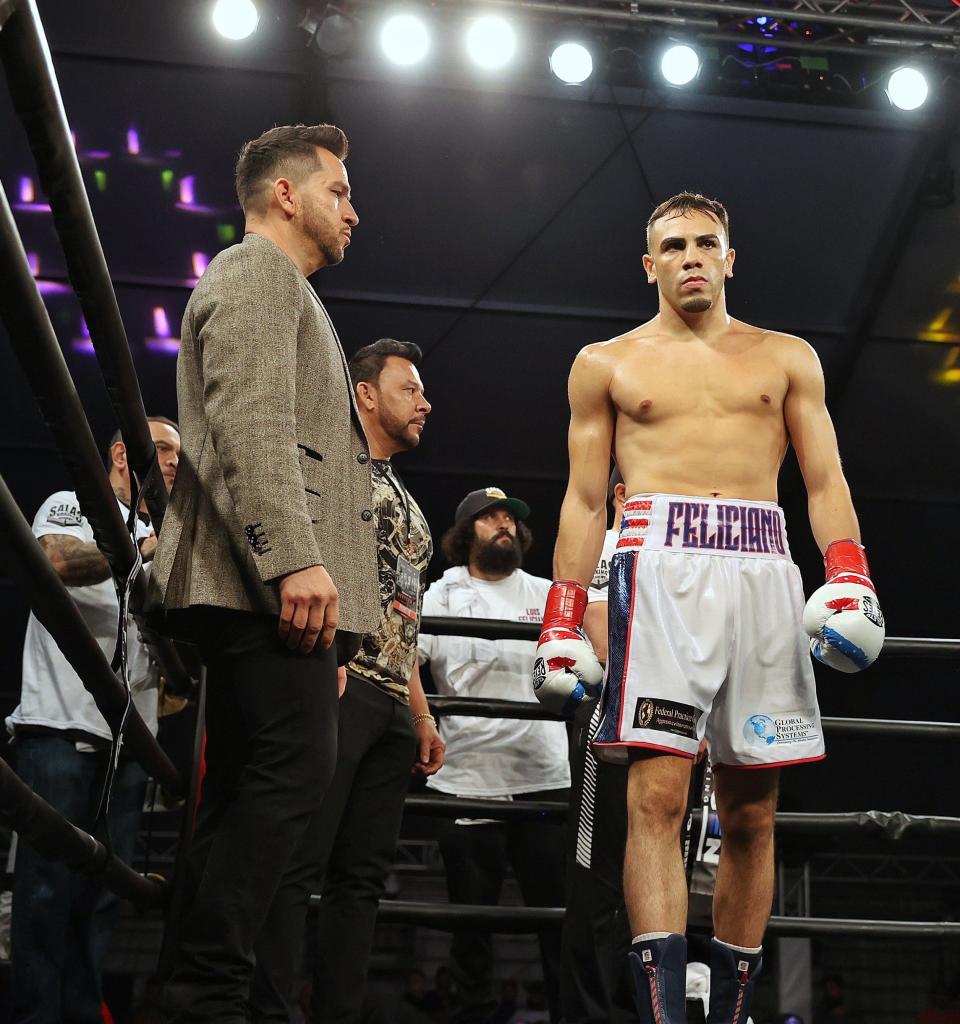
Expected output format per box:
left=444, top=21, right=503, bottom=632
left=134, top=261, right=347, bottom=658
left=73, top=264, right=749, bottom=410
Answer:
left=127, top=127, right=141, bottom=156
left=71, top=319, right=94, bottom=354
left=175, top=176, right=218, bottom=214
left=146, top=336, right=181, bottom=354
left=153, top=306, right=172, bottom=338
left=14, top=175, right=51, bottom=212
left=146, top=307, right=180, bottom=353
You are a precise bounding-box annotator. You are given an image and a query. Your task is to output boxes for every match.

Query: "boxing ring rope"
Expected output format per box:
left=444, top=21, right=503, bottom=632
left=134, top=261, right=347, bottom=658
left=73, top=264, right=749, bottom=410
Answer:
left=404, top=796, right=960, bottom=839
left=372, top=619, right=960, bottom=942
left=0, top=753, right=166, bottom=910
left=422, top=615, right=960, bottom=658
left=358, top=901, right=960, bottom=940
left=0, top=0, right=168, bottom=533
left=428, top=694, right=960, bottom=741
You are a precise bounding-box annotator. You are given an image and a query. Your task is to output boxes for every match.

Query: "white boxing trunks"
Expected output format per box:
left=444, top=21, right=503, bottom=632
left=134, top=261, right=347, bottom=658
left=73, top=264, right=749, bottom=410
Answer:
left=593, top=494, right=825, bottom=769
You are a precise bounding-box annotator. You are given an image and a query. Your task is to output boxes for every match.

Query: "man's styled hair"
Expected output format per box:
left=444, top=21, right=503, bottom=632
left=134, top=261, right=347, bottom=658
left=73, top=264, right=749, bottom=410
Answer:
left=440, top=515, right=533, bottom=566
left=646, top=191, right=730, bottom=251
left=105, top=416, right=180, bottom=468
left=349, top=338, right=424, bottom=389
left=235, top=123, right=349, bottom=216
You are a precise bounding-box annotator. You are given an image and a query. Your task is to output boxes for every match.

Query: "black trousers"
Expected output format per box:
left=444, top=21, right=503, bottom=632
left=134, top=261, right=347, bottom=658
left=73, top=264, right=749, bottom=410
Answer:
left=250, top=674, right=417, bottom=1023
left=435, top=788, right=569, bottom=1024
left=162, top=609, right=343, bottom=1024
left=560, top=704, right=637, bottom=1024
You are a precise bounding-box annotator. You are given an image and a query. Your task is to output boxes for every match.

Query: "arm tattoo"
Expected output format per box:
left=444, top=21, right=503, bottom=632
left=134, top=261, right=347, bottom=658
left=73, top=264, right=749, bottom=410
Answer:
left=39, top=535, right=112, bottom=587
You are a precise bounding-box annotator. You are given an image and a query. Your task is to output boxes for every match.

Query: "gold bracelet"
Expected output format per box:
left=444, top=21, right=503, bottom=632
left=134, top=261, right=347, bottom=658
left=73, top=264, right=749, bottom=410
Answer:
left=412, top=713, right=436, bottom=726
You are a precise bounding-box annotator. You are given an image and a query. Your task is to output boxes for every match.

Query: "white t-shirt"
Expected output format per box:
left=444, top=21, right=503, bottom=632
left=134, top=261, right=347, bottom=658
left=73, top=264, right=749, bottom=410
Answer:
left=418, top=566, right=570, bottom=797
left=7, top=491, right=159, bottom=743
left=587, top=529, right=619, bottom=603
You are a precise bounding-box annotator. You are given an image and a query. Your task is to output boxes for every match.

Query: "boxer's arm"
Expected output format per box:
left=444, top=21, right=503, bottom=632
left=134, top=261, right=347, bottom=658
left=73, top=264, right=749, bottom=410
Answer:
left=554, top=346, right=615, bottom=585
left=782, top=338, right=860, bottom=553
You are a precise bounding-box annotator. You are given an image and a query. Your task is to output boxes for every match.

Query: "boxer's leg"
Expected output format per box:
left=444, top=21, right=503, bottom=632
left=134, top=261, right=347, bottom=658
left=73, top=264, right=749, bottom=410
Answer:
left=703, top=767, right=777, bottom=1023
left=623, top=751, right=692, bottom=1024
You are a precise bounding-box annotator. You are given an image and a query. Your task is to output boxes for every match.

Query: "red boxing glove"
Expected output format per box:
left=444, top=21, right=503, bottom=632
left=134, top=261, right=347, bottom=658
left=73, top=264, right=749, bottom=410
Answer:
left=824, top=539, right=875, bottom=591
left=533, top=581, right=604, bottom=717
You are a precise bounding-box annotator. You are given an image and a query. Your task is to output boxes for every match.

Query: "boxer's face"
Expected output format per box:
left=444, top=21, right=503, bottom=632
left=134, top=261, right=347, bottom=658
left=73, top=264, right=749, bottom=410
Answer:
left=297, top=147, right=358, bottom=268
left=643, top=209, right=734, bottom=314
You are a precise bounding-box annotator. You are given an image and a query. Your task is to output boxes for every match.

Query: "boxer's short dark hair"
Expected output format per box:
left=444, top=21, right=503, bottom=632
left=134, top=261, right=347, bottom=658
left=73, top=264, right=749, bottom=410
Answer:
left=646, top=191, right=730, bottom=250
left=349, top=338, right=423, bottom=388
left=235, top=123, right=348, bottom=216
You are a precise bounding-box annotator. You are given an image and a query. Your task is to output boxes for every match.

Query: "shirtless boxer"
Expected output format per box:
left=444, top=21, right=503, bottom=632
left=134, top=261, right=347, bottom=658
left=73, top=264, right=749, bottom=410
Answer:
left=532, top=192, right=884, bottom=1024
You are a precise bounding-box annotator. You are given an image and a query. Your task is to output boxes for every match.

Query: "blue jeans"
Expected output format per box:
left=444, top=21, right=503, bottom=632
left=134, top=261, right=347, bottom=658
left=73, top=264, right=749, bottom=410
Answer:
left=10, top=732, right=147, bottom=1024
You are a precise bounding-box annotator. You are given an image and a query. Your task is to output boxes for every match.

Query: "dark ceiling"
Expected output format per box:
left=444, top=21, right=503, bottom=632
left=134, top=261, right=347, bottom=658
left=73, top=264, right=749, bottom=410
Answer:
left=1, top=2, right=959, bottom=811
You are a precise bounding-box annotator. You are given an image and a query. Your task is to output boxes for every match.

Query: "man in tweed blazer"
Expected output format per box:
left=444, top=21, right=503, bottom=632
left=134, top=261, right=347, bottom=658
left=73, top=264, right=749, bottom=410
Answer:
left=152, top=123, right=378, bottom=1023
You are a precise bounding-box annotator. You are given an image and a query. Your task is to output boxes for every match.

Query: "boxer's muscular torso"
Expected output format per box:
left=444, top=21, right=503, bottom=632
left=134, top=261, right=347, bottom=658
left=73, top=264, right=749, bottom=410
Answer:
left=603, top=317, right=797, bottom=502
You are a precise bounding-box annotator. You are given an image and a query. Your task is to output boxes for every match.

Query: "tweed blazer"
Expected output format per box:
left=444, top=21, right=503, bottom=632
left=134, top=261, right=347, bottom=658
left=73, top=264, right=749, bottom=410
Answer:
left=150, top=232, right=379, bottom=635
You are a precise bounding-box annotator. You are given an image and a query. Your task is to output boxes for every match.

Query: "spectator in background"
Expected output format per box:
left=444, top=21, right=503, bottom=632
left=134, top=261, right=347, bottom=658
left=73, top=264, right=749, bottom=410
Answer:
left=8, top=417, right=180, bottom=1024
left=418, top=488, right=569, bottom=1023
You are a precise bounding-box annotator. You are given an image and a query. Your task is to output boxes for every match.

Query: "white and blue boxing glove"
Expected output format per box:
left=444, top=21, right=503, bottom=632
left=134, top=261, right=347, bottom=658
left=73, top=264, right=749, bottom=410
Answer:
left=803, top=539, right=885, bottom=673
left=533, top=580, right=604, bottom=717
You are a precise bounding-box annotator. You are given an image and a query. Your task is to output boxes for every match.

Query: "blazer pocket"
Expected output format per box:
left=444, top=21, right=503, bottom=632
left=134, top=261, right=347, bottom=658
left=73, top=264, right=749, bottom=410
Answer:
left=297, top=443, right=324, bottom=462
left=298, top=449, right=326, bottom=524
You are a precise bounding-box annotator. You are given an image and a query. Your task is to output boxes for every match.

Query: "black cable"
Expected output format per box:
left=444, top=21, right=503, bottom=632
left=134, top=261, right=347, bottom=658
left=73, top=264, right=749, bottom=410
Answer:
left=94, top=471, right=149, bottom=847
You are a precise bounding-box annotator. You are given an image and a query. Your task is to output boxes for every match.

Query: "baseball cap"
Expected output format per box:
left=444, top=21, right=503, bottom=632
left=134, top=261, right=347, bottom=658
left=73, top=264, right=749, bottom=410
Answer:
left=454, top=486, right=531, bottom=524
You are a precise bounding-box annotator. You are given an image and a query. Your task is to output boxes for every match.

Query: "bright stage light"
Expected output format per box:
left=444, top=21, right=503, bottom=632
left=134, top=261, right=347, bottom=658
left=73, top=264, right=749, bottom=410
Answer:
left=380, top=13, right=431, bottom=66
left=466, top=15, right=517, bottom=70
left=661, top=44, right=700, bottom=86
left=550, top=42, right=593, bottom=84
left=212, top=0, right=259, bottom=40
left=886, top=66, right=929, bottom=111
